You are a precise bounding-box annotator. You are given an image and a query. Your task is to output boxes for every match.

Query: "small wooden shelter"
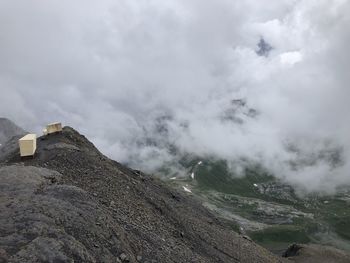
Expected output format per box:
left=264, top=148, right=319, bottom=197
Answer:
left=19, top=134, right=37, bottom=157
left=43, top=122, right=62, bottom=135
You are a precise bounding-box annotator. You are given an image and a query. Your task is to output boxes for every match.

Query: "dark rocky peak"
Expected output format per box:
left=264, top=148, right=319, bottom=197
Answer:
left=0, top=126, right=101, bottom=165
left=40, top=126, right=101, bottom=153
left=256, top=38, right=273, bottom=57
left=221, top=99, right=259, bottom=124
left=0, top=117, right=26, bottom=145
left=0, top=118, right=27, bottom=162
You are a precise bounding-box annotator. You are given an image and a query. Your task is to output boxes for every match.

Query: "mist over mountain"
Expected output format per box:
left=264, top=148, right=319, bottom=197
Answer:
left=1, top=0, right=350, bottom=193
left=2, top=121, right=350, bottom=262
left=0, top=118, right=26, bottom=145
left=0, top=118, right=27, bottom=161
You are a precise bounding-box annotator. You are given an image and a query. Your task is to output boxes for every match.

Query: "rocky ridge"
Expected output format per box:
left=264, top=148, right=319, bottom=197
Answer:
left=0, top=126, right=283, bottom=262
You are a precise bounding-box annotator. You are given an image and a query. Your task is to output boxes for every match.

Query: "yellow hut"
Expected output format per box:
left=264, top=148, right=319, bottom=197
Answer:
left=19, top=134, right=37, bottom=157
left=43, top=122, right=62, bottom=135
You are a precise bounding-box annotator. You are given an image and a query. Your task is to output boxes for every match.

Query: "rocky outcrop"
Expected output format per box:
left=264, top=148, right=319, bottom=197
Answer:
left=0, top=126, right=283, bottom=262
left=0, top=165, right=106, bottom=262
left=283, top=243, right=350, bottom=263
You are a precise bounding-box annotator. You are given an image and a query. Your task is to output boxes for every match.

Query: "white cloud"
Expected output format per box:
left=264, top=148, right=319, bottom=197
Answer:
left=280, top=51, right=303, bottom=65
left=0, top=0, right=349, bottom=193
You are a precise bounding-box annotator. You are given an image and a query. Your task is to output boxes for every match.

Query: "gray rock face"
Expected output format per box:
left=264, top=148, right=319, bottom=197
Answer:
left=0, top=165, right=127, bottom=262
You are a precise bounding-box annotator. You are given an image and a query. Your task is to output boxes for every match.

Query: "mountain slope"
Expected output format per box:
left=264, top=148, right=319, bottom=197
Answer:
left=0, top=118, right=27, bottom=162
left=0, top=118, right=26, bottom=145
left=0, top=126, right=283, bottom=263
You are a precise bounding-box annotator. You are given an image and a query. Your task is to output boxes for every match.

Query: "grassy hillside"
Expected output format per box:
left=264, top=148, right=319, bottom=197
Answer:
left=162, top=157, right=350, bottom=254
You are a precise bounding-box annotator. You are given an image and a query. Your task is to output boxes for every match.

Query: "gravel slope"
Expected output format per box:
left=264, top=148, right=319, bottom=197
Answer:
left=0, top=126, right=284, bottom=263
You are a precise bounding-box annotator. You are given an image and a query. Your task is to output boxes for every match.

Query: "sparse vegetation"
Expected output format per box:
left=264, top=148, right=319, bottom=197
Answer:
left=166, top=158, right=350, bottom=253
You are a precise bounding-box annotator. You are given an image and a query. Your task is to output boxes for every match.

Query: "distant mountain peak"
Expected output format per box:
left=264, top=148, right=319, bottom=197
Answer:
left=0, top=117, right=26, bottom=145
left=256, top=38, right=273, bottom=57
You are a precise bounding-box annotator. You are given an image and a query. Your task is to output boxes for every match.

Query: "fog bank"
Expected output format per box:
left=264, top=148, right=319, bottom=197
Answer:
left=1, top=0, right=349, bottom=193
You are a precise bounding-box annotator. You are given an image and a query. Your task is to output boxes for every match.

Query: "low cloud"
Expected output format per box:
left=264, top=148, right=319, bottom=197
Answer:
left=0, top=0, right=349, bottom=193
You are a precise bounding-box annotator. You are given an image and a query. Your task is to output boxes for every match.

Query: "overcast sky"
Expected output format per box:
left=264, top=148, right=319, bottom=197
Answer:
left=0, top=0, right=349, bottom=193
